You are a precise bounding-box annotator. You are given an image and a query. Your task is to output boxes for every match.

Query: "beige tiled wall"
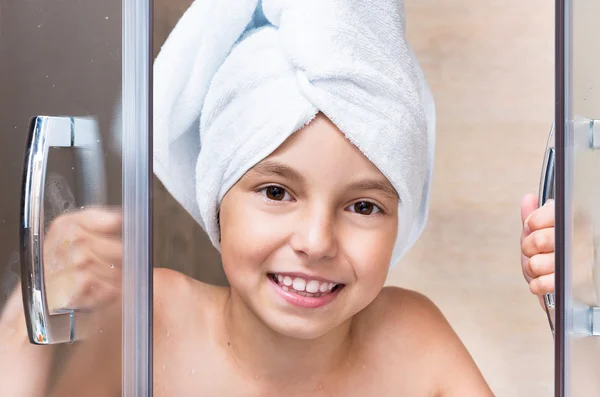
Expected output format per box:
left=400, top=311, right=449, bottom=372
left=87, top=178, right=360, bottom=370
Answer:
left=388, top=1, right=555, bottom=395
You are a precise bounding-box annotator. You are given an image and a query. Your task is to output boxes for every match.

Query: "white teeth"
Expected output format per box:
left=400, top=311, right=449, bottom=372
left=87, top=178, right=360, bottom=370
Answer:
left=292, top=278, right=306, bottom=291
left=306, top=280, right=320, bottom=293
left=273, top=274, right=338, bottom=294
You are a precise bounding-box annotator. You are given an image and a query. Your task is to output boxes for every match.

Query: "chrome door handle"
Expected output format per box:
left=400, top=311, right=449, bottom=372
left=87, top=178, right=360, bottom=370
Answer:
left=20, top=116, right=106, bottom=345
left=538, top=124, right=556, bottom=335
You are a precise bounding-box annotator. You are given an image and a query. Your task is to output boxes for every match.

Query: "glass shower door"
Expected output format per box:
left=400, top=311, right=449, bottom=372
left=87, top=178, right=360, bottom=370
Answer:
left=556, top=0, right=600, bottom=395
left=0, top=0, right=151, bottom=396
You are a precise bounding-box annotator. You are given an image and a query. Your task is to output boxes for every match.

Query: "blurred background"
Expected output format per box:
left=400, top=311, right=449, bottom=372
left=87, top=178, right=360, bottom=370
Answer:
left=152, top=1, right=555, bottom=395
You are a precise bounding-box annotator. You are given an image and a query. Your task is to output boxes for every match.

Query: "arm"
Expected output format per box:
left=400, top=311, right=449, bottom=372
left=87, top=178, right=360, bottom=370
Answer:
left=0, top=284, right=56, bottom=396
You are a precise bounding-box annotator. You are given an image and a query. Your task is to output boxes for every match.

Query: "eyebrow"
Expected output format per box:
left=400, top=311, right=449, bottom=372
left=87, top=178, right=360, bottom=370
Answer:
left=247, top=160, right=305, bottom=183
left=347, top=179, right=399, bottom=201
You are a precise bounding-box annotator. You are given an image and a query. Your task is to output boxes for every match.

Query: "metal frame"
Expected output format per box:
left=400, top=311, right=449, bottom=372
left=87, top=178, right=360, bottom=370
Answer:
left=122, top=0, right=153, bottom=395
left=555, top=0, right=569, bottom=395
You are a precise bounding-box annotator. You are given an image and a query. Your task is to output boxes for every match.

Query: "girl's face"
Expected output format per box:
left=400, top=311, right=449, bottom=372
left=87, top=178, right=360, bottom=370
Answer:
left=219, top=114, right=399, bottom=339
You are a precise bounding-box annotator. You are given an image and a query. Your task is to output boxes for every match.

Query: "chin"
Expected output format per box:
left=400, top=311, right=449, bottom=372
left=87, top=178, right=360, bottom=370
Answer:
left=263, top=313, right=342, bottom=340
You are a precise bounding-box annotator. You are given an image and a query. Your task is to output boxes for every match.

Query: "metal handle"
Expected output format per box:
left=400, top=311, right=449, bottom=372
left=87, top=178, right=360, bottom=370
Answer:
left=539, top=125, right=556, bottom=335
left=20, top=116, right=105, bottom=345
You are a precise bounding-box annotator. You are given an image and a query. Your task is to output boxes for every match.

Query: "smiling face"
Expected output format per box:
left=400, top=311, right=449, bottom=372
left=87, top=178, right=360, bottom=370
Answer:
left=218, top=113, right=399, bottom=339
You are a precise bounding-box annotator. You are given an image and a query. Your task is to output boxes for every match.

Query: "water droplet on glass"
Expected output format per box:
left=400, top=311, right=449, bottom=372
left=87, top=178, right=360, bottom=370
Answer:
left=105, top=16, right=109, bottom=20
left=190, top=368, right=196, bottom=375
left=96, top=139, right=100, bottom=143
left=100, top=328, right=104, bottom=333
left=71, top=167, right=74, bottom=170
left=110, top=264, right=115, bottom=269
left=37, top=24, right=41, bottom=28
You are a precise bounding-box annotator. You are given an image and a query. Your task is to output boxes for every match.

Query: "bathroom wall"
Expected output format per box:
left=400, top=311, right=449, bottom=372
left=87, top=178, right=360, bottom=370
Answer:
left=390, top=1, right=555, bottom=395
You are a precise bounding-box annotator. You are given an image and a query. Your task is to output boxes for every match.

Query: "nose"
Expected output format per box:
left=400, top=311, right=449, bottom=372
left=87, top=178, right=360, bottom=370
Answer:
left=289, top=206, right=338, bottom=262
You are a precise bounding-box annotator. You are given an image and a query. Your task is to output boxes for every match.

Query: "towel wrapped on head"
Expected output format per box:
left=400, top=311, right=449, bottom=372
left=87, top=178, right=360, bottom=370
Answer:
left=153, top=0, right=436, bottom=267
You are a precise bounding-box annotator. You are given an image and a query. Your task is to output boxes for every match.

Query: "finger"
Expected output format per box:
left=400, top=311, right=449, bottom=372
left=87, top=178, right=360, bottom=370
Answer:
left=524, top=200, right=554, bottom=235
left=521, top=253, right=534, bottom=283
left=530, top=274, right=555, bottom=296
left=521, top=228, right=555, bottom=257
left=46, top=268, right=121, bottom=312
left=48, top=231, right=122, bottom=271
left=520, top=194, right=539, bottom=246
left=521, top=193, right=539, bottom=226
left=66, top=245, right=122, bottom=284
left=524, top=252, right=554, bottom=279
left=43, top=210, right=121, bottom=260
left=78, top=233, right=123, bottom=267
left=77, top=207, right=122, bottom=235
left=45, top=239, right=123, bottom=311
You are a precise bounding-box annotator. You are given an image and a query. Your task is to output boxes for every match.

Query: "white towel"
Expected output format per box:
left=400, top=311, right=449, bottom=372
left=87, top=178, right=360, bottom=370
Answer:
left=153, top=0, right=436, bottom=267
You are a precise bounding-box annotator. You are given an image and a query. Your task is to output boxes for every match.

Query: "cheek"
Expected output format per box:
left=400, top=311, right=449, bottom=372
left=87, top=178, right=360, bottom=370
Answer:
left=219, top=194, right=289, bottom=275
left=340, top=222, right=397, bottom=287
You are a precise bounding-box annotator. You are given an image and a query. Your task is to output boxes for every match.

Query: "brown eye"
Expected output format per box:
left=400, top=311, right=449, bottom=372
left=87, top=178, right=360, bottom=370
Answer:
left=263, top=186, right=288, bottom=201
left=351, top=201, right=381, bottom=215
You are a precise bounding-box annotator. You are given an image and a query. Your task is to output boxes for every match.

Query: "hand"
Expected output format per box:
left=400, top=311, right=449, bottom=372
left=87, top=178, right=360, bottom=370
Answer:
left=0, top=207, right=123, bottom=397
left=42, top=206, right=123, bottom=312
left=520, top=193, right=555, bottom=309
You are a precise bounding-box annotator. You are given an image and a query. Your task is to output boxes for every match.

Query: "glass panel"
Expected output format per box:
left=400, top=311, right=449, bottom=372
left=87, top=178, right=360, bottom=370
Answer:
left=151, top=2, right=497, bottom=396
left=0, top=1, right=151, bottom=396
left=561, top=0, right=600, bottom=395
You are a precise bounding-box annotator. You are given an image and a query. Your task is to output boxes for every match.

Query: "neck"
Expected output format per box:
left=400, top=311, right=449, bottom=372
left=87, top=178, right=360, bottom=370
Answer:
left=221, top=289, right=356, bottom=387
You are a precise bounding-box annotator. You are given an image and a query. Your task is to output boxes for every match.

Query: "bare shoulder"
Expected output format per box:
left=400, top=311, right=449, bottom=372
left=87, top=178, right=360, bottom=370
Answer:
left=154, top=267, right=226, bottom=329
left=356, top=287, right=457, bottom=358
left=153, top=268, right=229, bottom=394
left=355, top=287, right=494, bottom=397
left=370, top=286, right=452, bottom=337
